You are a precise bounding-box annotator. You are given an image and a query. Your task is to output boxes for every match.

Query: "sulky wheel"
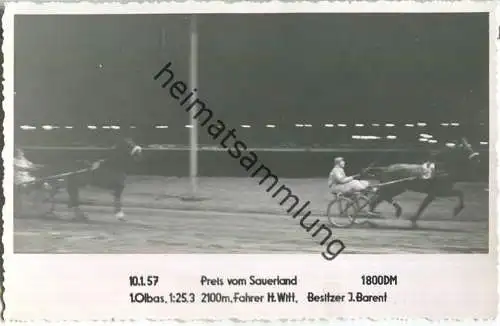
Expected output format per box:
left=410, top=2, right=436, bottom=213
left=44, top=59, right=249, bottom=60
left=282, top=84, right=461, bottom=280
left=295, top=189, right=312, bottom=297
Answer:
left=326, top=194, right=358, bottom=228
left=351, top=194, right=376, bottom=225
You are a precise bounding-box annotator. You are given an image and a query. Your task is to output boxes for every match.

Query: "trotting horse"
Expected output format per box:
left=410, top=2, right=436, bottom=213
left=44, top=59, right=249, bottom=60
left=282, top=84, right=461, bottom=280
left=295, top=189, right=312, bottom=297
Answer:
left=363, top=137, right=481, bottom=228
left=65, top=137, right=143, bottom=221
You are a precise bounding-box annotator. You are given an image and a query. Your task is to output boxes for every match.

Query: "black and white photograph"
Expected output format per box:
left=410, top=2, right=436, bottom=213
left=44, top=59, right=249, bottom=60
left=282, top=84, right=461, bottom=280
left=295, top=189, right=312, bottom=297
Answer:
left=2, top=1, right=498, bottom=321
left=11, top=11, right=491, bottom=256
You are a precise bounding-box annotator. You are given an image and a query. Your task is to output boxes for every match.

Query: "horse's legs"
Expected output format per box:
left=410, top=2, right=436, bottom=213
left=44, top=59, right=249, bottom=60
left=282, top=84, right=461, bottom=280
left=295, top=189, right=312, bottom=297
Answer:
left=45, top=183, right=60, bottom=217
left=369, top=189, right=403, bottom=218
left=410, top=194, right=436, bottom=228
left=67, top=176, right=87, bottom=220
left=368, top=193, right=383, bottom=212
left=387, top=198, right=403, bottom=218
left=435, top=188, right=464, bottom=217
left=113, top=184, right=126, bottom=220
left=452, top=189, right=465, bottom=217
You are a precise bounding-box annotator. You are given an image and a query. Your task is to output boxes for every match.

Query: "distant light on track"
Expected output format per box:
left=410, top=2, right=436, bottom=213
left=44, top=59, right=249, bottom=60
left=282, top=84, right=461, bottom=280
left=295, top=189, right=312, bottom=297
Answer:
left=102, top=126, right=111, bottom=129
left=440, top=123, right=449, bottom=127
left=480, top=141, right=488, bottom=145
left=241, top=124, right=251, bottom=128
left=295, top=124, right=304, bottom=128
left=110, top=125, right=120, bottom=130
left=324, top=124, right=334, bottom=127
left=405, top=124, right=415, bottom=127
left=185, top=125, right=193, bottom=128
left=446, top=142, right=456, bottom=148
left=451, top=122, right=460, bottom=127
left=428, top=139, right=438, bottom=144
left=371, top=123, right=380, bottom=127
left=352, top=135, right=380, bottom=140
left=355, top=123, right=364, bottom=127
left=420, top=133, right=433, bottom=139
left=385, top=123, right=395, bottom=127
left=304, top=124, right=312, bottom=128
left=417, top=122, right=427, bottom=127
left=155, top=125, right=168, bottom=129
left=386, top=135, right=397, bottom=139
left=20, top=125, right=36, bottom=130
left=42, top=125, right=55, bottom=130
left=337, top=124, right=347, bottom=127
left=87, top=125, right=97, bottom=130
left=266, top=124, right=276, bottom=128
left=64, top=126, right=74, bottom=129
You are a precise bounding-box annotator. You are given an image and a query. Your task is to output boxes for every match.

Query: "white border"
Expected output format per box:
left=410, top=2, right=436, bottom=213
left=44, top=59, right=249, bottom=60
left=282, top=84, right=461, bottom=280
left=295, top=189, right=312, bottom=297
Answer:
left=3, top=1, right=498, bottom=14
left=2, top=1, right=499, bottom=322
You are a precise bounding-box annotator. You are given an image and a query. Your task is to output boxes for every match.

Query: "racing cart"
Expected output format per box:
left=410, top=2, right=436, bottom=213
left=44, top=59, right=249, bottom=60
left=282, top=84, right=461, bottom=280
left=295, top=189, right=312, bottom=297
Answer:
left=14, top=161, right=102, bottom=218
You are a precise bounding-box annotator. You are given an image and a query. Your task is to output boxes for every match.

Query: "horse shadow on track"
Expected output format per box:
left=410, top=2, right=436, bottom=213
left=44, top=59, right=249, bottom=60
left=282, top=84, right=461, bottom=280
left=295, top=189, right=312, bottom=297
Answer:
left=14, top=213, right=161, bottom=231
left=154, top=193, right=210, bottom=202
left=348, top=220, right=473, bottom=233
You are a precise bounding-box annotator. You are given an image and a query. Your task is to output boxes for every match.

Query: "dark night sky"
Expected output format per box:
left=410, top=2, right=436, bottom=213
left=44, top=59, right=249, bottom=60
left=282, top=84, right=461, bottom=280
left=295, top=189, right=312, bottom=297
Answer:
left=13, top=13, right=489, bottom=146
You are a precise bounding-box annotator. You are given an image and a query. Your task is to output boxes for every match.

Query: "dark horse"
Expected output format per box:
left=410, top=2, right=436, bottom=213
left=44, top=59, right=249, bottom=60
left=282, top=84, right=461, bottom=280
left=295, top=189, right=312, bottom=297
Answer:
left=363, top=138, right=481, bottom=228
left=65, top=137, right=143, bottom=221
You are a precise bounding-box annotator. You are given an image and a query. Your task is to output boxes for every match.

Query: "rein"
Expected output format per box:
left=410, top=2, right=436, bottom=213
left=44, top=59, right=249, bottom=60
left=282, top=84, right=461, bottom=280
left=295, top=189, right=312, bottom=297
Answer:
left=18, top=142, right=141, bottom=186
left=374, top=176, right=418, bottom=188
left=19, top=159, right=107, bottom=185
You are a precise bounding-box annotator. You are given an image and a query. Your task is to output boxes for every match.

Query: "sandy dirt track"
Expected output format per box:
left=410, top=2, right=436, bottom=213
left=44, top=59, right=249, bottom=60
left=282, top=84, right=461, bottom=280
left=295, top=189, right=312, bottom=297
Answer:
left=13, top=176, right=490, bottom=254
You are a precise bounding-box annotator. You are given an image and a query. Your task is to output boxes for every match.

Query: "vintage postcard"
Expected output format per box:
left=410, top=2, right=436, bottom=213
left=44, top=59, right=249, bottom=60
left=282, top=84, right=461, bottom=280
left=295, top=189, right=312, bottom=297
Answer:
left=1, top=0, right=498, bottom=321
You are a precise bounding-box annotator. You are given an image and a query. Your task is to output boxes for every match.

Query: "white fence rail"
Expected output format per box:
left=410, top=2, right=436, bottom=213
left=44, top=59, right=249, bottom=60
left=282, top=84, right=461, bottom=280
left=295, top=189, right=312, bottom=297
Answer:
left=20, top=145, right=445, bottom=153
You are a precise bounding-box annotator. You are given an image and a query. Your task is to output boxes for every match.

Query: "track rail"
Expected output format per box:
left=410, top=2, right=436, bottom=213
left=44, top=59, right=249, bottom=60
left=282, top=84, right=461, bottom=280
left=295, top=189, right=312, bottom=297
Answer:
left=20, top=145, right=470, bottom=153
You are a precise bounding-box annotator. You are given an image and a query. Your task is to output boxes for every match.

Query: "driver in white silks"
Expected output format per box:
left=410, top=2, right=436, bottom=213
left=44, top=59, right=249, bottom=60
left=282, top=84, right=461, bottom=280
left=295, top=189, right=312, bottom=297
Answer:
left=14, top=147, right=39, bottom=186
left=328, top=157, right=370, bottom=195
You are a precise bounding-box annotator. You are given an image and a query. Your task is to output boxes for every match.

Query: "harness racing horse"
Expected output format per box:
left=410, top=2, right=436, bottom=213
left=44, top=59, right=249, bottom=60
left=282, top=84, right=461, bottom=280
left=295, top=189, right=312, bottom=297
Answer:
left=363, top=137, right=481, bottom=228
left=65, top=137, right=143, bottom=221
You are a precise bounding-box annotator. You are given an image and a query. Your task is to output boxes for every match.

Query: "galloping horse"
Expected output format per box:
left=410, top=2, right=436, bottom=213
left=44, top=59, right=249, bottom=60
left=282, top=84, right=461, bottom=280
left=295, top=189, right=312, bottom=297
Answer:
left=363, top=138, right=481, bottom=228
left=65, top=137, right=143, bottom=221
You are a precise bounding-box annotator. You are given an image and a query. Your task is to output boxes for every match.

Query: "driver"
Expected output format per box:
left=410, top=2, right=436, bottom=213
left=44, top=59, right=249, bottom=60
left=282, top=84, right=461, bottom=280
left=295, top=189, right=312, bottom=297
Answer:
left=14, top=147, right=38, bottom=185
left=328, top=157, right=370, bottom=194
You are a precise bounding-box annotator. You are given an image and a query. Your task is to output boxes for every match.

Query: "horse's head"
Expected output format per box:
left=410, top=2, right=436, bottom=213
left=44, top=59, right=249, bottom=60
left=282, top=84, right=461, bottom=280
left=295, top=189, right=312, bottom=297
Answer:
left=441, top=137, right=481, bottom=168
left=458, top=137, right=480, bottom=165
left=114, top=137, right=143, bottom=162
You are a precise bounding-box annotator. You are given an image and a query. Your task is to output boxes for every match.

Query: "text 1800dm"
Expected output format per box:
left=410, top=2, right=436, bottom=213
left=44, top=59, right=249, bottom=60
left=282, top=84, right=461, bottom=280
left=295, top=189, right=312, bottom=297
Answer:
left=307, top=292, right=388, bottom=303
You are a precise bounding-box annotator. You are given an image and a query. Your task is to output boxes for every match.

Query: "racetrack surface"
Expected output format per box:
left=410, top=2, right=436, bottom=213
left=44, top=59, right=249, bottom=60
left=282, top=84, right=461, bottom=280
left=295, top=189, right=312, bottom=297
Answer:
left=14, top=176, right=489, bottom=254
